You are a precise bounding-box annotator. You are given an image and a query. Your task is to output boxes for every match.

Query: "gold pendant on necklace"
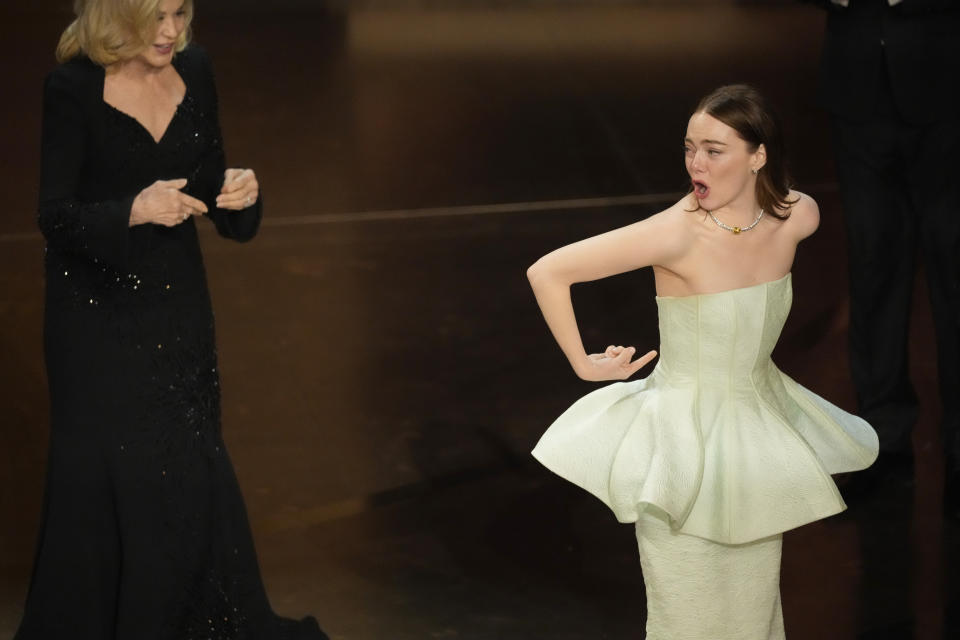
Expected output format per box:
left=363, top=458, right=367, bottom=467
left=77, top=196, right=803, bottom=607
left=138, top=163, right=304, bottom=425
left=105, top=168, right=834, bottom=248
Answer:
left=708, top=208, right=764, bottom=235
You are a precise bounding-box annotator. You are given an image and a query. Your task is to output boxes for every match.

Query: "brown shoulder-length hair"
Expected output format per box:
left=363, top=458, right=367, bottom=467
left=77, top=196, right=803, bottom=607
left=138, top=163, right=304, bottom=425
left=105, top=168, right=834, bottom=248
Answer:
left=56, top=0, right=193, bottom=66
left=689, top=84, right=798, bottom=220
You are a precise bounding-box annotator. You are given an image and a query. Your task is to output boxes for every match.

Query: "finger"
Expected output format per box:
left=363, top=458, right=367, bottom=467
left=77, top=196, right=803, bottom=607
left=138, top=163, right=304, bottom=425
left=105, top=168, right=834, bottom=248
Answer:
left=221, top=169, right=250, bottom=193
left=218, top=188, right=255, bottom=203
left=159, top=178, right=188, bottom=189
left=627, top=350, right=658, bottom=375
left=216, top=193, right=249, bottom=209
left=218, top=191, right=258, bottom=209
left=217, top=198, right=253, bottom=211
left=614, top=346, right=636, bottom=365
left=177, top=193, right=208, bottom=214
left=175, top=205, right=199, bottom=223
left=218, top=182, right=253, bottom=202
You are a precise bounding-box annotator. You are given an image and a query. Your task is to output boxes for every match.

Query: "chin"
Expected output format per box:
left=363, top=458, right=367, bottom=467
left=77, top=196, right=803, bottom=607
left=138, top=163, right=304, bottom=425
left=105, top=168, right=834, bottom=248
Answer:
left=701, top=193, right=733, bottom=211
left=141, top=54, right=173, bottom=69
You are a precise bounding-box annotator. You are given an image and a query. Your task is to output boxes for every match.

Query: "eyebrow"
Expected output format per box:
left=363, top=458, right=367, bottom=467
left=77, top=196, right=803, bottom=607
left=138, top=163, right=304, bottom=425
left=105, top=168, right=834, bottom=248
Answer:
left=683, top=137, right=728, bottom=146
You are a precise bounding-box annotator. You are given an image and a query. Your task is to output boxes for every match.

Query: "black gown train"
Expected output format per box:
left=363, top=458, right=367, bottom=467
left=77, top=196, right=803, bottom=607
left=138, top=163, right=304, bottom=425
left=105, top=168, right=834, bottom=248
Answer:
left=16, top=45, right=327, bottom=639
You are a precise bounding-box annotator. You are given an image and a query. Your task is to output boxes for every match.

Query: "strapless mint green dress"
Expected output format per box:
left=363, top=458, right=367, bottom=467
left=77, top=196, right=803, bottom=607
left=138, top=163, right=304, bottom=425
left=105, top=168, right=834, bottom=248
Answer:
left=532, top=273, right=878, bottom=639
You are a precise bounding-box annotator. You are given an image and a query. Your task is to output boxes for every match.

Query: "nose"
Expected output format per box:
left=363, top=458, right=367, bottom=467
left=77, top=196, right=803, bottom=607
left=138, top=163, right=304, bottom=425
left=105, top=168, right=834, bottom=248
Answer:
left=159, top=16, right=178, bottom=38
left=689, top=149, right=706, bottom=173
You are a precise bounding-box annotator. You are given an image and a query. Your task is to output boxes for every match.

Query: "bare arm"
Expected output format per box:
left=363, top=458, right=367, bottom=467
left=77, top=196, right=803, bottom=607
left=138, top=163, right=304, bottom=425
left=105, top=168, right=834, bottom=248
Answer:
left=785, top=191, right=820, bottom=242
left=526, top=207, right=685, bottom=380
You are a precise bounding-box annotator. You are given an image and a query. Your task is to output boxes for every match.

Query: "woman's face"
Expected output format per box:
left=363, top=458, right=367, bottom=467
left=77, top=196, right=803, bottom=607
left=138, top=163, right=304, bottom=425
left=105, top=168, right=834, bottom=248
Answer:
left=134, top=0, right=187, bottom=69
left=684, top=111, right=765, bottom=212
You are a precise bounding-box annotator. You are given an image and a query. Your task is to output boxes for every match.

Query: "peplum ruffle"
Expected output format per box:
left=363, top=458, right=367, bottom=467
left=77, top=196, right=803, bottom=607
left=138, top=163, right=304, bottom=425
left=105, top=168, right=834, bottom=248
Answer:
left=532, top=273, right=878, bottom=545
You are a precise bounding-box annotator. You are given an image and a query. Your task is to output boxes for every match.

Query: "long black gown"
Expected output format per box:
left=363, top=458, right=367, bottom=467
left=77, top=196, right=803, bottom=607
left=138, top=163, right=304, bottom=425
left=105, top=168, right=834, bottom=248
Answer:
left=16, top=45, right=327, bottom=639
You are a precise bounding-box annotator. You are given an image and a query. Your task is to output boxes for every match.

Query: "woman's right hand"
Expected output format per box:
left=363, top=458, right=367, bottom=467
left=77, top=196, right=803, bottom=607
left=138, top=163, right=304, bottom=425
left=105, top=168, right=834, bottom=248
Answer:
left=129, top=178, right=208, bottom=227
left=576, top=345, right=658, bottom=382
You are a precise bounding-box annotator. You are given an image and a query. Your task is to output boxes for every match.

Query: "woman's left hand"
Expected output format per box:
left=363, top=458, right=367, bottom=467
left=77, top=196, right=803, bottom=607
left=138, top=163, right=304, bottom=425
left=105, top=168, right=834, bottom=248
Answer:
left=578, top=345, right=658, bottom=382
left=216, top=168, right=259, bottom=210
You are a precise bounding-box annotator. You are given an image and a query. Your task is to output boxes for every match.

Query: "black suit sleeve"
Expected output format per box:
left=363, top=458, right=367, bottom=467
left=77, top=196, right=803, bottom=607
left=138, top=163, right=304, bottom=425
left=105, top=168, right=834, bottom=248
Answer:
left=38, top=66, right=140, bottom=269
left=895, top=0, right=960, bottom=15
left=802, top=0, right=957, bottom=12
left=186, top=48, right=262, bottom=243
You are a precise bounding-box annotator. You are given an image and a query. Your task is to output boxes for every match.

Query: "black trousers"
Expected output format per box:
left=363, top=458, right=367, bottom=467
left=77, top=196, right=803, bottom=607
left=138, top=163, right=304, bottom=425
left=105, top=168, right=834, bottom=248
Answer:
left=831, top=103, right=960, bottom=461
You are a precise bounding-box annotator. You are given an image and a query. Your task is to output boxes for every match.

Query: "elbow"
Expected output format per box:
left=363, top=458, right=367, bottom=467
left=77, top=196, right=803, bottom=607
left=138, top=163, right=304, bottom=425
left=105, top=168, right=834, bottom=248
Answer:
left=526, top=260, right=540, bottom=284
left=36, top=203, right=61, bottom=243
left=526, top=257, right=549, bottom=287
left=527, top=255, right=571, bottom=291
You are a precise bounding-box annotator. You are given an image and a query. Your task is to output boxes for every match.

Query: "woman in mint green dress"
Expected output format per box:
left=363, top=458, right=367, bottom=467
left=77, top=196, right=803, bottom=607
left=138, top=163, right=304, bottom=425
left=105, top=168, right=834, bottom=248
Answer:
left=527, top=84, right=878, bottom=640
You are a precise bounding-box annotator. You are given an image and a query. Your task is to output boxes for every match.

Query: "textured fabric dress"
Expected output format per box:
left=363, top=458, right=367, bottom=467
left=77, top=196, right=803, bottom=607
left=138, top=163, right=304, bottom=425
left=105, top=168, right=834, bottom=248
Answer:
left=16, top=46, right=327, bottom=639
left=532, top=273, right=878, bottom=639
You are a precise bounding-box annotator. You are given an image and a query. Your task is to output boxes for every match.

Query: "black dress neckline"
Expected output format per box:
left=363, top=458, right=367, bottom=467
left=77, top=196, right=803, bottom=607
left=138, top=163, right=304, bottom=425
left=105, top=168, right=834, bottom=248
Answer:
left=99, top=54, right=189, bottom=146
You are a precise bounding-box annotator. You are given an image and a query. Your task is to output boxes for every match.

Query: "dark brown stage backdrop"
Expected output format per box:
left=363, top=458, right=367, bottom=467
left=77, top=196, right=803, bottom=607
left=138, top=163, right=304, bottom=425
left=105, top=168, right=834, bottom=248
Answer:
left=1, top=1, right=955, bottom=638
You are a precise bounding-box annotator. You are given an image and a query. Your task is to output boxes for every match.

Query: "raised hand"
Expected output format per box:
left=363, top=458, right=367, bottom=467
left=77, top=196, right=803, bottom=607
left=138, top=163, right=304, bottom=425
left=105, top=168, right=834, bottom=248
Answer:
left=129, top=178, right=208, bottom=227
left=216, top=168, right=259, bottom=211
left=577, top=345, right=658, bottom=382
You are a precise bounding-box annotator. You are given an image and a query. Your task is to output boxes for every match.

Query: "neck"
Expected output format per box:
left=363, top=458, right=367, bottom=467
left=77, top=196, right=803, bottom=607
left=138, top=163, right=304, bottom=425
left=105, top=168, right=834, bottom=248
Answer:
left=710, top=193, right=761, bottom=224
left=108, top=57, right=169, bottom=82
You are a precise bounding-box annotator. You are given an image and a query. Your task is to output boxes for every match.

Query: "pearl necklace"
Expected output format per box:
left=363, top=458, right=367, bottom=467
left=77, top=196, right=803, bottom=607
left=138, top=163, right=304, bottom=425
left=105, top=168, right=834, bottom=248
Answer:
left=708, top=208, right=764, bottom=234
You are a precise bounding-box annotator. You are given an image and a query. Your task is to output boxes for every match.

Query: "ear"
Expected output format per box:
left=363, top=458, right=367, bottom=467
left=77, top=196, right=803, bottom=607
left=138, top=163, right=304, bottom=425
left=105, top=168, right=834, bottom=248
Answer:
left=752, top=143, right=767, bottom=172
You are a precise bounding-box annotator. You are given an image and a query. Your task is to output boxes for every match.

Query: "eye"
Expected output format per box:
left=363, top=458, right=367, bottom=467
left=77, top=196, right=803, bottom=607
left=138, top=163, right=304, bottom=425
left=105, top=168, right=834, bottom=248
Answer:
left=682, top=145, right=692, bottom=155
left=707, top=149, right=721, bottom=156
left=176, top=9, right=187, bottom=16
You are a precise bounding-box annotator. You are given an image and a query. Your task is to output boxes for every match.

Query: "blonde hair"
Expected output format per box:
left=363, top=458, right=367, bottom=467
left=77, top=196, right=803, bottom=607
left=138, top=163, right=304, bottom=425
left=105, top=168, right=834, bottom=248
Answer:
left=56, top=0, right=193, bottom=66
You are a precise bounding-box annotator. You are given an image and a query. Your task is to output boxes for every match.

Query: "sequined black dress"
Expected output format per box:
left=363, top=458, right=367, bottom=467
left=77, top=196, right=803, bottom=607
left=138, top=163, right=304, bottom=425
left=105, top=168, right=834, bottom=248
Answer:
left=16, top=46, right=327, bottom=640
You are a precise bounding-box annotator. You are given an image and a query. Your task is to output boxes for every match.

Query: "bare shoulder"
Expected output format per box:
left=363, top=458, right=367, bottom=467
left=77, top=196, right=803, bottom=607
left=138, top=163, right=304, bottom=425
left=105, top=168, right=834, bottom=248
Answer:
left=642, top=194, right=699, bottom=234
left=782, top=190, right=819, bottom=240
left=630, top=195, right=697, bottom=249
left=589, top=195, right=696, bottom=269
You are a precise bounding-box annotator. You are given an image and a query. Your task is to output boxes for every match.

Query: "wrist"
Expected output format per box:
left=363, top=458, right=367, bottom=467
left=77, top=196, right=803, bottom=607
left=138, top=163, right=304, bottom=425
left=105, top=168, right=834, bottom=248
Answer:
left=129, top=194, right=144, bottom=227
left=571, top=354, right=592, bottom=380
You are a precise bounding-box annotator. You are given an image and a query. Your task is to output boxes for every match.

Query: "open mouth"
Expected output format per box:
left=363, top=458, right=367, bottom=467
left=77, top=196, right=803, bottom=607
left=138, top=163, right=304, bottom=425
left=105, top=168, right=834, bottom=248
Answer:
left=692, top=180, right=709, bottom=199
left=154, top=43, right=174, bottom=55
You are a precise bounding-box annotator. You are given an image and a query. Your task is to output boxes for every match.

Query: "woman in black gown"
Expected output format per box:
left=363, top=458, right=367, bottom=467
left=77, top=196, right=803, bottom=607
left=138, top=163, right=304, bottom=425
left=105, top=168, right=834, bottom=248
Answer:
left=16, top=0, right=327, bottom=637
